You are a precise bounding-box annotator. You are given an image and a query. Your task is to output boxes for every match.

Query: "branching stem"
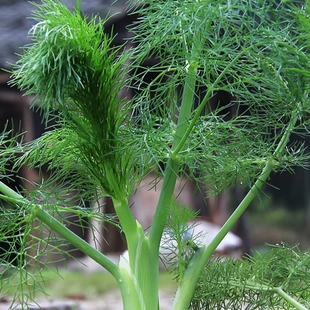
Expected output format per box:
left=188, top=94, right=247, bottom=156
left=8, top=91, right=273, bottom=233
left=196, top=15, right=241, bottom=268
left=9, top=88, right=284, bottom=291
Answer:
left=228, top=280, right=308, bottom=310
left=172, top=106, right=302, bottom=309
left=149, top=39, right=200, bottom=249
left=173, top=48, right=248, bottom=156
left=0, top=181, right=120, bottom=279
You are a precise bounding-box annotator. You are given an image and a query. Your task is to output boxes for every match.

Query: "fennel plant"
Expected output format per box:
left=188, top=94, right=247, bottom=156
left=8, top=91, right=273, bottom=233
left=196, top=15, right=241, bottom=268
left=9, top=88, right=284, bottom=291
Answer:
left=1, top=0, right=310, bottom=309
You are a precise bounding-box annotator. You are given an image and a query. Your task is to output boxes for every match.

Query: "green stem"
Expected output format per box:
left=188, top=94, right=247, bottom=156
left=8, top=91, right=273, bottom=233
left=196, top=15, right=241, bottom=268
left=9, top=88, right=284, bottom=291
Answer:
left=104, top=167, right=138, bottom=269
left=0, top=180, right=25, bottom=200
left=172, top=159, right=274, bottom=310
left=0, top=180, right=152, bottom=309
left=142, top=31, right=206, bottom=310
left=112, top=197, right=138, bottom=270
left=173, top=48, right=248, bottom=156
left=275, top=287, right=308, bottom=310
left=149, top=36, right=201, bottom=249
left=148, top=158, right=179, bottom=248
left=134, top=226, right=159, bottom=310
left=111, top=178, right=158, bottom=308
left=33, top=204, right=120, bottom=277
left=143, top=37, right=202, bottom=310
left=0, top=181, right=119, bottom=278
left=171, top=62, right=199, bottom=156
left=172, top=108, right=301, bottom=309
left=148, top=39, right=250, bottom=253
left=118, top=256, right=145, bottom=310
left=229, top=280, right=308, bottom=310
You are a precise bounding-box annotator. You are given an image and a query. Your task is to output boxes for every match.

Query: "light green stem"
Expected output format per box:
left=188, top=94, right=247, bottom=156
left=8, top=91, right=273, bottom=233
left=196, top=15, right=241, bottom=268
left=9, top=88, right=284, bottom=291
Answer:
left=134, top=225, right=159, bottom=310
left=172, top=108, right=301, bottom=309
left=275, top=287, right=308, bottom=310
left=149, top=40, right=249, bottom=251
left=111, top=174, right=158, bottom=308
left=173, top=48, right=248, bottom=156
left=33, top=204, right=120, bottom=276
left=118, top=256, right=146, bottom=310
left=104, top=166, right=138, bottom=266
left=0, top=180, right=119, bottom=276
left=0, top=180, right=147, bottom=308
left=149, top=44, right=200, bottom=249
left=112, top=197, right=138, bottom=269
left=229, top=280, right=308, bottom=310
left=172, top=159, right=274, bottom=309
left=148, top=158, right=180, bottom=248
left=140, top=34, right=202, bottom=310
left=228, top=280, right=308, bottom=310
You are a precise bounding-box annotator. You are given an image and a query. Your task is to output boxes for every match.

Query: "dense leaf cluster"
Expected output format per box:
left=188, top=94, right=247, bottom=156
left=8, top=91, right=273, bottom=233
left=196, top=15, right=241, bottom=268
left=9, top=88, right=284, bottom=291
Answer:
left=128, top=0, right=310, bottom=193
left=190, top=245, right=310, bottom=309
left=10, top=0, right=153, bottom=199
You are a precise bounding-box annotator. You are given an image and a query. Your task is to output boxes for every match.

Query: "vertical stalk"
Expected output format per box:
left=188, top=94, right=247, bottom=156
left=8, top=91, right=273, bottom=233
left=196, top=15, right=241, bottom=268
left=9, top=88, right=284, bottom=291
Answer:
left=110, top=175, right=159, bottom=308
left=172, top=48, right=248, bottom=156
left=105, top=168, right=138, bottom=268
left=143, top=30, right=203, bottom=310
left=112, top=197, right=138, bottom=269
left=118, top=257, right=145, bottom=310
left=134, top=226, right=160, bottom=310
left=148, top=158, right=180, bottom=247
left=149, top=41, right=201, bottom=249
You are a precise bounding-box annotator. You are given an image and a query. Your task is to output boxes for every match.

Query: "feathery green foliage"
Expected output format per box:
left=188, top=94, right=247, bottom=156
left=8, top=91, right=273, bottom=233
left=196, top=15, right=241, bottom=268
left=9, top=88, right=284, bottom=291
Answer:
left=129, top=0, right=310, bottom=194
left=0, top=0, right=310, bottom=309
left=190, top=244, right=310, bottom=309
